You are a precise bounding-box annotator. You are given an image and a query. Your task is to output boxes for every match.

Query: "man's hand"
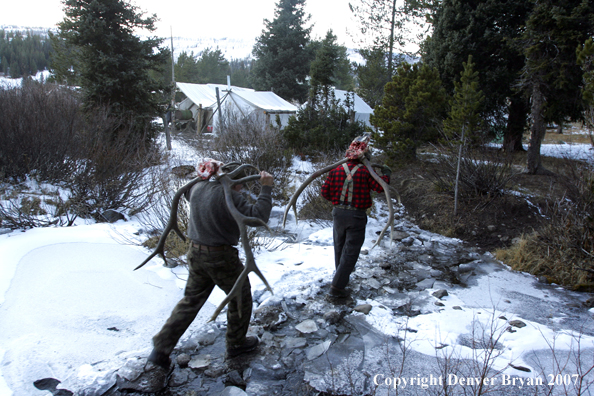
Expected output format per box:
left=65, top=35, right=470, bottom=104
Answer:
left=381, top=165, right=392, bottom=177
left=260, top=171, right=274, bottom=186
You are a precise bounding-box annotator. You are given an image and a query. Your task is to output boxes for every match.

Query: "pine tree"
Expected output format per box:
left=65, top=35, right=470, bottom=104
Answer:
left=520, top=0, right=594, bottom=174
left=251, top=0, right=312, bottom=103
left=371, top=62, right=447, bottom=162
left=195, top=48, right=229, bottom=84
left=423, top=0, right=532, bottom=152
left=309, top=31, right=340, bottom=96
left=57, top=0, right=170, bottom=139
left=443, top=55, right=485, bottom=145
left=354, top=47, right=394, bottom=109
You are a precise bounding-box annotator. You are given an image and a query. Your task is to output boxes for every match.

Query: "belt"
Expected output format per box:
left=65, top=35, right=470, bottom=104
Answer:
left=192, top=243, right=231, bottom=252
left=334, top=204, right=366, bottom=212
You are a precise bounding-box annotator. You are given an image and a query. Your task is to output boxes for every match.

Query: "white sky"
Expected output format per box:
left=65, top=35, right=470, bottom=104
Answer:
left=0, top=0, right=361, bottom=47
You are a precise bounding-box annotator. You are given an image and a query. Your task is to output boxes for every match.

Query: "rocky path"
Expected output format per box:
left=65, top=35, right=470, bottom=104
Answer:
left=41, top=214, right=594, bottom=396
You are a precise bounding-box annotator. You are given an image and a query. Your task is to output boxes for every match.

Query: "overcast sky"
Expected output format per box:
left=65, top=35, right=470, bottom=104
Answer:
left=0, top=0, right=361, bottom=47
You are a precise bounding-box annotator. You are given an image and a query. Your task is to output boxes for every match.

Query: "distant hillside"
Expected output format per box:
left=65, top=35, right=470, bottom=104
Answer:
left=1, top=25, right=364, bottom=64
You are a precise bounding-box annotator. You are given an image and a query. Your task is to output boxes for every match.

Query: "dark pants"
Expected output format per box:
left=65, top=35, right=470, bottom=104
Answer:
left=152, top=246, right=252, bottom=356
left=332, top=207, right=367, bottom=290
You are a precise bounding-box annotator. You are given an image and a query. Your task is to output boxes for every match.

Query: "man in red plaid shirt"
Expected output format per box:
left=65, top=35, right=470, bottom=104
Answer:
left=321, top=152, right=391, bottom=300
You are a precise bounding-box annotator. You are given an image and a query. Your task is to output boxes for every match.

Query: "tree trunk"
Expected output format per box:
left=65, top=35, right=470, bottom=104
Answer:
left=502, top=95, right=528, bottom=152
left=387, top=0, right=397, bottom=77
left=526, top=82, right=552, bottom=175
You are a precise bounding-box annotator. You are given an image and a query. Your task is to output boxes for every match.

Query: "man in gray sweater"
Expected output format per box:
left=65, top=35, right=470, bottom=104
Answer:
left=148, top=169, right=274, bottom=368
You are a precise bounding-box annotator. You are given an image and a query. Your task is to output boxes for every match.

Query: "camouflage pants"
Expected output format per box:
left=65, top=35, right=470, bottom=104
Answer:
left=152, top=246, right=252, bottom=355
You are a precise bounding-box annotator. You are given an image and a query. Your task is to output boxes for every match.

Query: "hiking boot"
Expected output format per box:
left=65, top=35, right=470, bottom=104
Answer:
left=330, top=286, right=350, bottom=298
left=227, top=336, right=259, bottom=358
left=147, top=349, right=172, bottom=370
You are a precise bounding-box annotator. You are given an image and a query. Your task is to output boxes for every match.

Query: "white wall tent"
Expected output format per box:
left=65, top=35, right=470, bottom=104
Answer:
left=176, top=82, right=298, bottom=134
left=333, top=89, right=375, bottom=128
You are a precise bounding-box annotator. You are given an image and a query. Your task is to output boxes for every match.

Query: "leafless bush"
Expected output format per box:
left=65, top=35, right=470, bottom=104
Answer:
left=0, top=81, right=164, bottom=228
left=426, top=145, right=518, bottom=199
left=133, top=160, right=191, bottom=267
left=0, top=80, right=83, bottom=182
left=295, top=150, right=342, bottom=224
left=210, top=107, right=293, bottom=201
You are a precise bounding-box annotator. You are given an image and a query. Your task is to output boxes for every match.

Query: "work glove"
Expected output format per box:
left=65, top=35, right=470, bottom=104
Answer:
left=381, top=165, right=392, bottom=177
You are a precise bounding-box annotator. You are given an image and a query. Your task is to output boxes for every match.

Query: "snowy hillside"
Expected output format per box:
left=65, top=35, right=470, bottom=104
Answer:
left=0, top=24, right=365, bottom=64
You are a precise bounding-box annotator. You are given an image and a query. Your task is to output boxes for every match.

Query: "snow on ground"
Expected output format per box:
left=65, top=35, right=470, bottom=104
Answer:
left=1, top=135, right=594, bottom=395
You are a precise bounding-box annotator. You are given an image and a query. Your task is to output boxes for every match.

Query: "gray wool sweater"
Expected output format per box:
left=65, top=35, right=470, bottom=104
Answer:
left=186, top=180, right=273, bottom=247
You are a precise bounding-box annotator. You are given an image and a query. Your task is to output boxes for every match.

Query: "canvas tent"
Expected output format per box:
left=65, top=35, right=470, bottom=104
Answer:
left=175, top=82, right=298, bottom=134
left=333, top=89, right=374, bottom=128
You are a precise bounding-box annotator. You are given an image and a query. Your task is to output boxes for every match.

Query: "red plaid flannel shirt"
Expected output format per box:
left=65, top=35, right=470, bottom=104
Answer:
left=321, top=160, right=389, bottom=210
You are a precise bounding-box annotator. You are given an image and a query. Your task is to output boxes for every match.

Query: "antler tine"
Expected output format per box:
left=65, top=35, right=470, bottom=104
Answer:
left=134, top=176, right=205, bottom=271
left=209, top=174, right=273, bottom=322
left=361, top=157, right=395, bottom=249
left=224, top=163, right=260, bottom=179
left=282, top=157, right=350, bottom=228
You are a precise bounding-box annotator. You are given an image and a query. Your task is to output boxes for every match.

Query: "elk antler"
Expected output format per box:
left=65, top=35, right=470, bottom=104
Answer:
left=134, top=161, right=274, bottom=322
left=134, top=176, right=206, bottom=270
left=282, top=133, right=399, bottom=249
left=208, top=169, right=274, bottom=322
left=360, top=157, right=396, bottom=249
left=282, top=157, right=349, bottom=228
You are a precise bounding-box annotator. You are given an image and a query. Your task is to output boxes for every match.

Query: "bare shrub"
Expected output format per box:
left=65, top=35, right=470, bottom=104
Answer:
left=496, top=160, right=594, bottom=287
left=0, top=80, right=82, bottom=182
left=210, top=108, right=293, bottom=201
left=294, top=150, right=342, bottom=224
left=134, top=161, right=191, bottom=267
left=426, top=145, right=518, bottom=199
left=0, top=81, right=164, bottom=228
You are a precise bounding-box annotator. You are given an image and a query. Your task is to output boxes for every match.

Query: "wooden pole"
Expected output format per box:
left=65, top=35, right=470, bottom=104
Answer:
left=164, top=26, right=174, bottom=150
left=197, top=104, right=203, bottom=136
left=215, top=87, right=223, bottom=132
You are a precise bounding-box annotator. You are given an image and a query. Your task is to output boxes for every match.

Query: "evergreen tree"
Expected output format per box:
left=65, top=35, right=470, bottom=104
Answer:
left=0, top=29, right=53, bottom=79
left=370, top=62, right=447, bottom=162
left=251, top=0, right=312, bottom=103
left=308, top=30, right=354, bottom=92
left=48, top=31, right=80, bottom=86
left=309, top=31, right=340, bottom=94
left=443, top=55, right=485, bottom=145
left=354, top=47, right=402, bottom=108
left=57, top=0, right=170, bottom=139
left=520, top=0, right=594, bottom=174
left=578, top=38, right=594, bottom=144
left=229, top=58, right=253, bottom=88
left=423, top=0, right=532, bottom=152
left=282, top=89, right=366, bottom=154
left=195, top=47, right=229, bottom=84
left=174, top=51, right=199, bottom=83
left=577, top=38, right=594, bottom=106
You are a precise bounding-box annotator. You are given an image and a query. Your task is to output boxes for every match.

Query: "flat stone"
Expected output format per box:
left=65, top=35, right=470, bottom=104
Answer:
left=307, top=340, right=332, bottom=360
left=354, top=304, right=373, bottom=314
left=296, top=319, right=318, bottom=334
left=509, top=320, right=527, bottom=328
left=365, top=278, right=382, bottom=289
left=432, top=289, right=449, bottom=299
left=416, top=278, right=435, bottom=290
left=176, top=353, right=191, bottom=368
left=221, top=386, right=248, bottom=396
left=282, top=337, right=307, bottom=349
left=188, top=354, right=210, bottom=369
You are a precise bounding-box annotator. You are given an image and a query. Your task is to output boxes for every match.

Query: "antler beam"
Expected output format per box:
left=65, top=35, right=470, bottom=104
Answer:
left=135, top=162, right=274, bottom=322
left=208, top=172, right=274, bottom=322
left=134, top=176, right=205, bottom=271
left=282, top=157, right=349, bottom=228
